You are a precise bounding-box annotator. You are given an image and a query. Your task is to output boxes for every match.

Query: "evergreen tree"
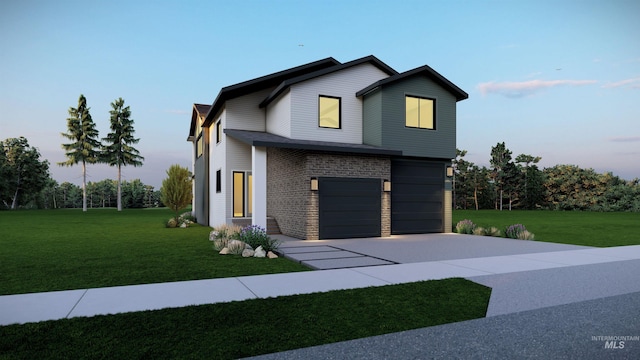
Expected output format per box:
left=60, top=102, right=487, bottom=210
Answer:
left=102, top=98, right=144, bottom=211
left=490, top=142, right=513, bottom=210
left=59, top=94, right=101, bottom=212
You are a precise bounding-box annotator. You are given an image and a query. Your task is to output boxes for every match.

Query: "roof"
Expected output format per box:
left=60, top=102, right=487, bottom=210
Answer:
left=203, top=57, right=340, bottom=127
left=225, top=129, right=403, bottom=156
left=187, top=103, right=212, bottom=141
left=258, top=55, right=398, bottom=108
left=356, top=64, right=469, bottom=101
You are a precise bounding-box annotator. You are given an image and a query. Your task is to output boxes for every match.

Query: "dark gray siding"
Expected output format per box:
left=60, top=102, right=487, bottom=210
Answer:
left=378, top=75, right=457, bottom=159
left=362, top=89, right=382, bottom=147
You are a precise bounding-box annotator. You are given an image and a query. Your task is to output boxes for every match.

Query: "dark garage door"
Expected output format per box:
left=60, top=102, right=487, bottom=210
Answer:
left=391, top=159, right=444, bottom=234
left=319, top=178, right=381, bottom=239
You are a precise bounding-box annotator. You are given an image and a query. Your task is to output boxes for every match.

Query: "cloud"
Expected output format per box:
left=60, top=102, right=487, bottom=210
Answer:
left=477, top=79, right=598, bottom=98
left=602, top=77, right=640, bottom=89
left=608, top=136, right=640, bottom=142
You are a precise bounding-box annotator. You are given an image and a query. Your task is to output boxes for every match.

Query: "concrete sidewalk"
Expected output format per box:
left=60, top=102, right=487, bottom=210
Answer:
left=3, top=244, right=640, bottom=326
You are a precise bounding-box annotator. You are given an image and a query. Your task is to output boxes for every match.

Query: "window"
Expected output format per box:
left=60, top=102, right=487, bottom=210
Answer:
left=405, top=96, right=435, bottom=129
left=196, top=134, right=203, bottom=158
left=232, top=171, right=253, bottom=217
left=233, top=172, right=244, bottom=217
left=216, top=120, right=222, bottom=143
left=196, top=117, right=204, bottom=157
left=216, top=169, right=221, bottom=193
left=318, top=96, right=341, bottom=129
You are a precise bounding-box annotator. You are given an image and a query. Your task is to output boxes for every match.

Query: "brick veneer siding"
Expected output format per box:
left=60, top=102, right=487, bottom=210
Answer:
left=267, top=148, right=390, bottom=240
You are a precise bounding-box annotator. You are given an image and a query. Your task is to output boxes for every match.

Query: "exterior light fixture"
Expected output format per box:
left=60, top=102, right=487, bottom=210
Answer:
left=383, top=179, right=391, bottom=192
left=310, top=177, right=318, bottom=191
left=446, top=167, right=454, bottom=177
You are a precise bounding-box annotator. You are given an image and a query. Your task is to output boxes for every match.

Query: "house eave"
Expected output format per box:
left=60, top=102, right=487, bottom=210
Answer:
left=356, top=64, right=469, bottom=101
left=225, top=129, right=403, bottom=156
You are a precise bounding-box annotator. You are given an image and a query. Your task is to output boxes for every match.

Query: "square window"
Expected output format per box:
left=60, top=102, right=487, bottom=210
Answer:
left=318, top=96, right=341, bottom=129
left=405, top=96, right=435, bottom=129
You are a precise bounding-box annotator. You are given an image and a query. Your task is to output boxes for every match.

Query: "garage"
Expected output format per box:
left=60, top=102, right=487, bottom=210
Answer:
left=391, top=159, right=444, bottom=234
left=318, top=177, right=381, bottom=239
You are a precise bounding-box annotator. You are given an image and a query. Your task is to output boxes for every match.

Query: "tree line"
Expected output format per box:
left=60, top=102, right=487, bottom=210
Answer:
left=454, top=142, right=640, bottom=212
left=0, top=138, right=161, bottom=210
left=1, top=94, right=144, bottom=210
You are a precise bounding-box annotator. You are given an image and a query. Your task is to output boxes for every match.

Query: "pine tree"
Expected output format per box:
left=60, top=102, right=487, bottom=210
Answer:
left=102, top=97, right=144, bottom=211
left=59, top=94, right=101, bottom=212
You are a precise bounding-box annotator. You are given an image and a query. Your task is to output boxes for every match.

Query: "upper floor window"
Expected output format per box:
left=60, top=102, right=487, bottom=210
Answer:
left=318, top=95, right=341, bottom=129
left=196, top=134, right=203, bottom=158
left=216, top=120, right=222, bottom=143
left=405, top=95, right=435, bottom=130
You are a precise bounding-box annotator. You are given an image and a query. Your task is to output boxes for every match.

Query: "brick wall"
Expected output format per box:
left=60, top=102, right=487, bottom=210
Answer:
left=267, top=148, right=390, bottom=240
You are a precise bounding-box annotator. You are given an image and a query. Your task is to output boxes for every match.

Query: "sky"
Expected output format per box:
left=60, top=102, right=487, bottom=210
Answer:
left=1, top=0, right=639, bottom=188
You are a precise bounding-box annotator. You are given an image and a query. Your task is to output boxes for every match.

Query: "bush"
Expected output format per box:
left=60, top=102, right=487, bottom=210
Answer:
left=455, top=219, right=476, bottom=234
left=505, top=224, right=535, bottom=240
left=238, top=225, right=281, bottom=252
left=473, top=226, right=502, bottom=237
left=210, top=224, right=243, bottom=251
left=517, top=230, right=536, bottom=240
left=166, top=218, right=177, bottom=228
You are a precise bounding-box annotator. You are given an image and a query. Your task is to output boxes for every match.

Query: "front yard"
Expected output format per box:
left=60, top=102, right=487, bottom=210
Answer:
left=0, top=208, right=308, bottom=295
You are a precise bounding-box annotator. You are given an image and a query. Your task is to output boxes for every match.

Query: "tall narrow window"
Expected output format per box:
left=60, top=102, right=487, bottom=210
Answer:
left=405, top=96, right=435, bottom=129
left=216, top=169, right=221, bottom=193
left=196, top=134, right=203, bottom=158
left=216, top=120, right=222, bottom=143
left=318, top=96, right=341, bottom=129
left=233, top=172, right=244, bottom=217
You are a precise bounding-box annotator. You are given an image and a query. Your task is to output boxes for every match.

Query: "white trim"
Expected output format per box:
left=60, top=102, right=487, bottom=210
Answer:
left=251, top=146, right=267, bottom=230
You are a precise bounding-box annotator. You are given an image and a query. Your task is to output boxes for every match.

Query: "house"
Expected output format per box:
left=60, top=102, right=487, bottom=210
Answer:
left=187, top=55, right=468, bottom=240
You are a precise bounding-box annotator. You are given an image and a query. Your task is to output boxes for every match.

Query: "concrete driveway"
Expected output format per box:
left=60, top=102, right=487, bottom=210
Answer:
left=274, top=233, right=591, bottom=269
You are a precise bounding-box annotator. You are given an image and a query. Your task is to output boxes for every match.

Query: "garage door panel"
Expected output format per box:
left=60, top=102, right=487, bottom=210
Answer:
left=391, top=159, right=444, bottom=234
left=393, top=201, right=442, bottom=213
left=319, top=178, right=381, bottom=239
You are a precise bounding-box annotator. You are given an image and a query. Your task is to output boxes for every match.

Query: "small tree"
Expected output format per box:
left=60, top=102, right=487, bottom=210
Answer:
left=160, top=165, right=192, bottom=222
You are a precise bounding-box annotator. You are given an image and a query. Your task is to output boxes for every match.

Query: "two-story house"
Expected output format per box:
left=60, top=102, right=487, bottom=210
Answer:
left=187, top=55, right=467, bottom=240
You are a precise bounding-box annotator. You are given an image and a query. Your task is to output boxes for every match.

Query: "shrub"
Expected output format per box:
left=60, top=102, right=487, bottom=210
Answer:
left=486, top=226, right=502, bottom=237
left=473, top=226, right=502, bottom=237
left=166, top=218, right=177, bottom=228
left=505, top=224, right=535, bottom=240
left=455, top=219, right=476, bottom=234
left=238, top=225, right=281, bottom=252
left=210, top=224, right=243, bottom=250
left=227, top=240, right=246, bottom=255
left=517, top=230, right=536, bottom=240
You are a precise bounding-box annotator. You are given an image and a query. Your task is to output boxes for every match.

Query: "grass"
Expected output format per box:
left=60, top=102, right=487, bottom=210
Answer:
left=0, top=278, right=490, bottom=359
left=0, top=208, right=309, bottom=295
left=454, top=210, right=640, bottom=247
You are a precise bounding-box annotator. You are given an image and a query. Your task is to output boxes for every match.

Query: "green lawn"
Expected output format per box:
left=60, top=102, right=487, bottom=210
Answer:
left=0, top=208, right=308, bottom=295
left=454, top=210, right=640, bottom=247
left=0, top=278, right=490, bottom=359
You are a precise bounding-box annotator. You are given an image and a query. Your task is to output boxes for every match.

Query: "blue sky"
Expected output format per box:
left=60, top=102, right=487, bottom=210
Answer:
left=1, top=0, right=639, bottom=188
